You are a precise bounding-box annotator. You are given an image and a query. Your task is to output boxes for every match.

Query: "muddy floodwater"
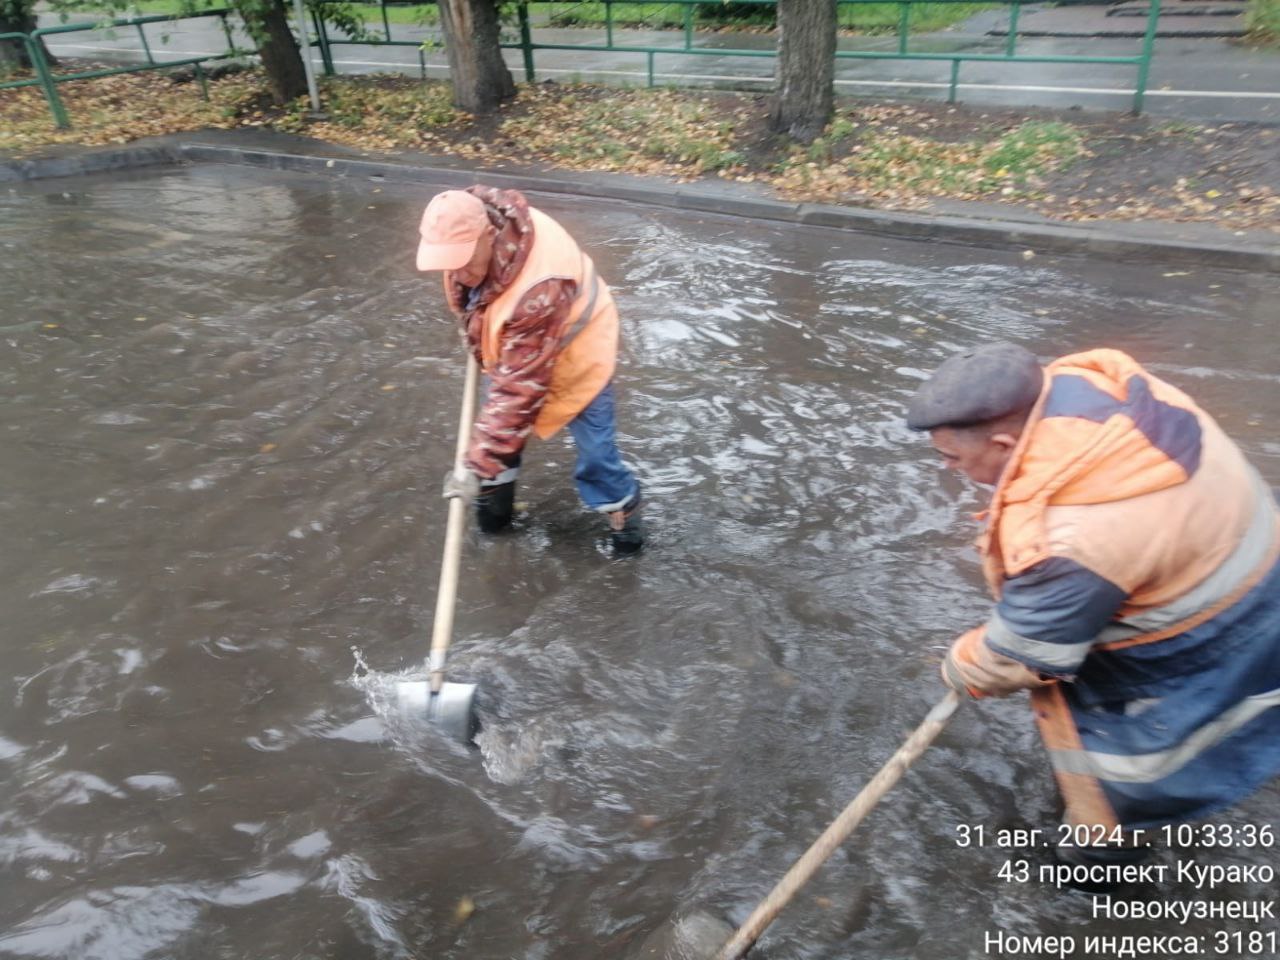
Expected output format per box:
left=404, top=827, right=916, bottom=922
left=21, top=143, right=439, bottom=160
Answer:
left=2, top=165, right=1278, bottom=960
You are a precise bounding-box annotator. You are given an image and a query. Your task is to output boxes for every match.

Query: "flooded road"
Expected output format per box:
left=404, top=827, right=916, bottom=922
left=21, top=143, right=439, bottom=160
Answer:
left=2, top=165, right=1278, bottom=960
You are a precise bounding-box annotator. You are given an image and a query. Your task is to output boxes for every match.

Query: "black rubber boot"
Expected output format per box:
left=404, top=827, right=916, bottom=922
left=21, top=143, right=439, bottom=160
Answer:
left=475, top=481, right=515, bottom=533
left=607, top=492, right=643, bottom=555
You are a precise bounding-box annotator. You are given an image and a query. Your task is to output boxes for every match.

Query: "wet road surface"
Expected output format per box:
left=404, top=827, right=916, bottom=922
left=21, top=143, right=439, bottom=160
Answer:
left=1, top=165, right=1278, bottom=959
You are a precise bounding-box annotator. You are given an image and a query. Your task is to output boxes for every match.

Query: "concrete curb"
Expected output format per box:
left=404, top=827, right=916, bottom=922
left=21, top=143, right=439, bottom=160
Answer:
left=0, top=144, right=181, bottom=183
left=5, top=139, right=1278, bottom=271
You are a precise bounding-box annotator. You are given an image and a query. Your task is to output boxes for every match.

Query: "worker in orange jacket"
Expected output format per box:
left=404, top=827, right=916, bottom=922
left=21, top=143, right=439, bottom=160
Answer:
left=415, top=187, right=642, bottom=554
left=907, top=343, right=1280, bottom=884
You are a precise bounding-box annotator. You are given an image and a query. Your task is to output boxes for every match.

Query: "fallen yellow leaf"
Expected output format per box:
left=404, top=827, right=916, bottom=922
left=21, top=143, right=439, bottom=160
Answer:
left=453, top=895, right=476, bottom=924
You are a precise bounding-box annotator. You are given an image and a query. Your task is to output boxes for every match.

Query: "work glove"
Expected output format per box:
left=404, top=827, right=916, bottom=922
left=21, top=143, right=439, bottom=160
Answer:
left=942, top=626, right=1054, bottom=699
left=942, top=634, right=989, bottom=701
left=442, top=467, right=482, bottom=503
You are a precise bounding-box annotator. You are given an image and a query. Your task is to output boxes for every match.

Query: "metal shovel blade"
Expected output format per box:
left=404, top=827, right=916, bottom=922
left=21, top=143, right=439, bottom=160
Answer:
left=633, top=911, right=736, bottom=960
left=395, top=679, right=479, bottom=743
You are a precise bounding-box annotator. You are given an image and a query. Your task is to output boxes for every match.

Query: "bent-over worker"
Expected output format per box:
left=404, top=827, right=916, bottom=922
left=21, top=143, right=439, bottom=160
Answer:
left=415, top=187, right=642, bottom=555
left=907, top=343, right=1280, bottom=878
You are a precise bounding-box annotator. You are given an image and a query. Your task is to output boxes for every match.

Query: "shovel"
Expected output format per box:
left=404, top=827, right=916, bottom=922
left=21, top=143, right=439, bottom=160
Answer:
left=632, top=693, right=961, bottom=959
left=395, top=353, right=482, bottom=743
left=706, top=691, right=961, bottom=960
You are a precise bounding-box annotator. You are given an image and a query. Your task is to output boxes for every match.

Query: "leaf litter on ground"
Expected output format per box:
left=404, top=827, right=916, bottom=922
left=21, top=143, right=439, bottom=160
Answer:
left=2, top=67, right=1277, bottom=232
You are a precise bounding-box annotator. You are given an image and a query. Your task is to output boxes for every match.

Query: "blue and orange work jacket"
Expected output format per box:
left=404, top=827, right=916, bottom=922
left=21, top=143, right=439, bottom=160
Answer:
left=945, top=349, right=1280, bottom=830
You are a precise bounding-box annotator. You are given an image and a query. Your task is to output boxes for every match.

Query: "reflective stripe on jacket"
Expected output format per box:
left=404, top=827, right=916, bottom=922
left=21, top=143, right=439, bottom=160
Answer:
left=950, top=349, right=1280, bottom=829
left=481, top=208, right=619, bottom=440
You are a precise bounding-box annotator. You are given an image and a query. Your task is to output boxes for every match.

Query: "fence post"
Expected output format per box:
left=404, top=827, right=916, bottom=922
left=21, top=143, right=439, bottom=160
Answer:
left=518, top=2, right=535, bottom=81
left=948, top=58, right=960, bottom=103
left=897, top=2, right=910, bottom=54
left=1132, top=0, right=1160, bottom=114
left=684, top=1, right=693, bottom=50
left=135, top=22, right=155, bottom=65
left=311, top=9, right=336, bottom=76
left=1005, top=1, right=1020, bottom=57
left=26, top=31, right=71, bottom=129
left=219, top=12, right=235, bottom=53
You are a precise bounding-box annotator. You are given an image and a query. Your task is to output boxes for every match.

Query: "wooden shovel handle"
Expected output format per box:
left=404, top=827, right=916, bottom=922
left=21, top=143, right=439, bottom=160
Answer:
left=716, top=691, right=962, bottom=960
left=429, top=353, right=480, bottom=692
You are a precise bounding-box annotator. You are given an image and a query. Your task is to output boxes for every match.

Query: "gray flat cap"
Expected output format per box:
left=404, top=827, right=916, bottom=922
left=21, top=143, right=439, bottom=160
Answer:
left=906, top=342, right=1043, bottom=431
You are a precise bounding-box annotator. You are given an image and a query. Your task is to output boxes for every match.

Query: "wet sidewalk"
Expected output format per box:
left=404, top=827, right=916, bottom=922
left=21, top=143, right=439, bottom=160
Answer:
left=986, top=0, right=1248, bottom=37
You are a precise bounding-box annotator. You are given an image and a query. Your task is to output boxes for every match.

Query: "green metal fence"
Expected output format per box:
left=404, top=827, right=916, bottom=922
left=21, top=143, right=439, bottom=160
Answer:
left=310, top=0, right=1163, bottom=113
left=1, top=9, right=242, bottom=130
left=3, top=0, right=1164, bottom=130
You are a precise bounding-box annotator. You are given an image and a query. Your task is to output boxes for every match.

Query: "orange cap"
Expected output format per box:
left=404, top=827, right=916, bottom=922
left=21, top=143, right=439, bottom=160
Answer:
left=415, top=190, right=490, bottom=272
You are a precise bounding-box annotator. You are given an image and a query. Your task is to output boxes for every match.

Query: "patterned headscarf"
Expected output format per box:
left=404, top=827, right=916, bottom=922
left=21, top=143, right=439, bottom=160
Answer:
left=443, top=186, right=535, bottom=348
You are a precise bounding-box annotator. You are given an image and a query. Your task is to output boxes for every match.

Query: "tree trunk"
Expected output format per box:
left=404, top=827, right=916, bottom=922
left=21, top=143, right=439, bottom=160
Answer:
left=770, top=0, right=837, bottom=143
left=436, top=0, right=516, bottom=114
left=0, top=4, right=57, bottom=71
left=233, top=0, right=308, bottom=105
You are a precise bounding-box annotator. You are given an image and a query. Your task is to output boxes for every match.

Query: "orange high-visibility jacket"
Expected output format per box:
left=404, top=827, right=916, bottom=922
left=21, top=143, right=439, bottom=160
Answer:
left=479, top=207, right=619, bottom=440
left=946, top=349, right=1280, bottom=830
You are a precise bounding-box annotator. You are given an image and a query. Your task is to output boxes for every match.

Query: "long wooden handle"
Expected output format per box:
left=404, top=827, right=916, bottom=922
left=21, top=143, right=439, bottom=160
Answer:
left=429, top=353, right=480, bottom=693
left=716, top=691, right=961, bottom=960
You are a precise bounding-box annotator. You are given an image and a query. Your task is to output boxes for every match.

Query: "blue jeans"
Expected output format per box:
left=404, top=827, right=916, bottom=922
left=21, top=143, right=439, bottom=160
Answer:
left=481, top=382, right=638, bottom=513
left=568, top=383, right=639, bottom=512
